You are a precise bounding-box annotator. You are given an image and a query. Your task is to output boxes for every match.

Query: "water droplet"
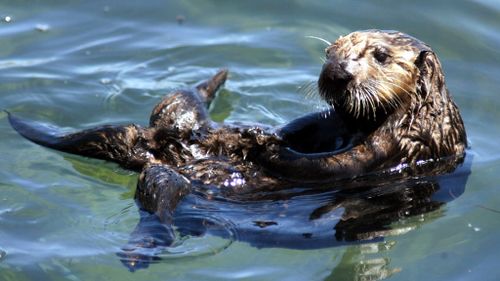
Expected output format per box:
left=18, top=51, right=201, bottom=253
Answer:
left=473, top=227, right=480, bottom=232
left=3, top=16, right=12, bottom=23
left=35, top=24, right=50, bottom=32
left=100, top=78, right=112, bottom=85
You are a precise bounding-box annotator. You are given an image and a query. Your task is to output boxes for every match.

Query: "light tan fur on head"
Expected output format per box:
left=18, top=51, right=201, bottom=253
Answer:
left=320, top=30, right=432, bottom=120
left=318, top=29, right=466, bottom=165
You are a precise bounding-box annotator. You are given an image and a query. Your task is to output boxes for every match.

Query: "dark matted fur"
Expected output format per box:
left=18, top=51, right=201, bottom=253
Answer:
left=8, top=29, right=466, bottom=214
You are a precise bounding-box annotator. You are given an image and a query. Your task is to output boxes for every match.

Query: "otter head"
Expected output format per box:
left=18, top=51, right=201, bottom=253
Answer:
left=318, top=30, right=434, bottom=121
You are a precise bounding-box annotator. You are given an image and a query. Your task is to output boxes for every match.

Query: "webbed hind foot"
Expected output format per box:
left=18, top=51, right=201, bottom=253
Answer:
left=149, top=69, right=228, bottom=129
left=7, top=111, right=147, bottom=170
left=119, top=164, right=193, bottom=271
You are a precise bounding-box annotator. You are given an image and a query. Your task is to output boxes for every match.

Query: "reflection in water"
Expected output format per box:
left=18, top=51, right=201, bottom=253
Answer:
left=325, top=242, right=401, bottom=281
left=118, top=156, right=471, bottom=276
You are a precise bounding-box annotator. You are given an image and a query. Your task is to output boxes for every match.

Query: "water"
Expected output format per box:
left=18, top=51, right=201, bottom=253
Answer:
left=1, top=0, right=499, bottom=280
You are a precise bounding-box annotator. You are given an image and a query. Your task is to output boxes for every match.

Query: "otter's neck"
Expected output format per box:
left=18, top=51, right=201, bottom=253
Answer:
left=394, top=85, right=466, bottom=163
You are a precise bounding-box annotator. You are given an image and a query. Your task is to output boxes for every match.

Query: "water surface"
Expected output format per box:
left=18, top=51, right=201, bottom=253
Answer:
left=1, top=1, right=499, bottom=280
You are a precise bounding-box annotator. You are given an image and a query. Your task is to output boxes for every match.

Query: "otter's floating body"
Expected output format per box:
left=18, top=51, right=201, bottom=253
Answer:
left=8, top=30, right=467, bottom=270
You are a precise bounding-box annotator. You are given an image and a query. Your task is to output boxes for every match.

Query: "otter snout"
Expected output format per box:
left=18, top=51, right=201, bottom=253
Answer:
left=318, top=53, right=353, bottom=104
left=324, top=53, right=353, bottom=82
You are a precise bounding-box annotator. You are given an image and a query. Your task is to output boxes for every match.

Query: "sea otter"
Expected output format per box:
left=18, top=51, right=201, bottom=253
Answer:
left=260, top=30, right=467, bottom=181
left=8, top=30, right=467, bottom=268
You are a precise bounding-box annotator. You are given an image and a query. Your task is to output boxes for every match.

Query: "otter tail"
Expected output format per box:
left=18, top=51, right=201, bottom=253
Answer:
left=7, top=112, right=145, bottom=170
left=195, top=69, right=228, bottom=105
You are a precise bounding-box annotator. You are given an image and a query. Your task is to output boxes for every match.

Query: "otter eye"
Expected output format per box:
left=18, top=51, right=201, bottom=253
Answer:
left=374, top=48, right=390, bottom=64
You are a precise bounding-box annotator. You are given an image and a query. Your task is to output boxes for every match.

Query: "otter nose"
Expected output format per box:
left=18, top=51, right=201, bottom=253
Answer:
left=323, top=53, right=353, bottom=82
left=318, top=53, right=353, bottom=101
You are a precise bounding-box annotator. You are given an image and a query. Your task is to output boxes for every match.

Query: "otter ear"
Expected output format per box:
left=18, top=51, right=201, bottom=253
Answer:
left=415, top=50, right=445, bottom=98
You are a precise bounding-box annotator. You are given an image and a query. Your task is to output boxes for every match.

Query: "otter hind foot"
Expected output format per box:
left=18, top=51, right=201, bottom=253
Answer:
left=117, top=210, right=171, bottom=272
left=195, top=68, right=229, bottom=105
left=7, top=111, right=145, bottom=170
left=118, top=164, right=193, bottom=271
left=149, top=69, right=228, bottom=129
left=136, top=164, right=192, bottom=223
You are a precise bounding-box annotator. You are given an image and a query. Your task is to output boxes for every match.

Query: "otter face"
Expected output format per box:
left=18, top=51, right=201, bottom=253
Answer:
left=318, top=30, right=430, bottom=120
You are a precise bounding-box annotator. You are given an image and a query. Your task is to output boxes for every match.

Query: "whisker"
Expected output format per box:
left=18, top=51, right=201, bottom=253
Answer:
left=366, top=88, right=377, bottom=119
left=305, top=35, right=332, bottom=46
left=384, top=79, right=413, bottom=96
left=379, top=80, right=409, bottom=107
left=379, top=72, right=415, bottom=95
left=376, top=73, right=411, bottom=108
left=299, top=81, right=319, bottom=99
left=376, top=81, right=403, bottom=109
left=372, top=81, right=398, bottom=113
left=367, top=86, right=379, bottom=119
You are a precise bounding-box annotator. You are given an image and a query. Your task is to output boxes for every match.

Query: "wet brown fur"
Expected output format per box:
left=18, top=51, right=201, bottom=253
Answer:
left=264, top=30, right=467, bottom=179
left=7, top=31, right=469, bottom=267
left=8, top=30, right=467, bottom=206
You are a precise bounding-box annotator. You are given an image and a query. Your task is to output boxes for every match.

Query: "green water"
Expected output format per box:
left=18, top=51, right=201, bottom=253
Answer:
left=1, top=0, right=499, bottom=280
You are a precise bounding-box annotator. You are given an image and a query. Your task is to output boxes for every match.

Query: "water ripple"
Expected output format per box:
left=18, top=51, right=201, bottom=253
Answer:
left=1, top=1, right=499, bottom=280
left=0, top=57, right=56, bottom=70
